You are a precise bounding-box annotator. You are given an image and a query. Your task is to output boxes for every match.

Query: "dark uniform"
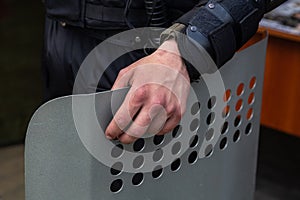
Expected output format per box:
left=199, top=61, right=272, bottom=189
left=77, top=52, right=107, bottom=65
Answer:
left=42, top=0, right=286, bottom=101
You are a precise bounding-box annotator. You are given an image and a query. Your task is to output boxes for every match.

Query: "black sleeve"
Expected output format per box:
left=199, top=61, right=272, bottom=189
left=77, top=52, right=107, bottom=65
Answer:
left=167, top=0, right=287, bottom=80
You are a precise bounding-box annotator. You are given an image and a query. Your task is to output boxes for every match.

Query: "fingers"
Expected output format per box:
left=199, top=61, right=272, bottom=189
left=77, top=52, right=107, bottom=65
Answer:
left=117, top=134, right=137, bottom=144
left=118, top=107, right=151, bottom=144
left=118, top=104, right=182, bottom=143
left=105, top=67, right=139, bottom=139
left=106, top=86, right=184, bottom=143
left=106, top=61, right=190, bottom=144
left=146, top=105, right=168, bottom=135
left=105, top=92, right=142, bottom=140
left=118, top=103, right=169, bottom=143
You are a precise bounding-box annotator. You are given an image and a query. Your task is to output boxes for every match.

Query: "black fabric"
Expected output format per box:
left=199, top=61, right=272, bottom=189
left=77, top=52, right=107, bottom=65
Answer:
left=43, top=0, right=287, bottom=93
left=218, top=0, right=261, bottom=48
left=87, top=0, right=127, bottom=8
left=185, top=3, right=237, bottom=67
left=175, top=7, right=201, bottom=26
left=45, top=0, right=84, bottom=27
left=264, top=0, right=287, bottom=12
left=190, top=7, right=223, bottom=38
left=208, top=22, right=236, bottom=66
left=178, top=0, right=264, bottom=69
left=44, top=0, right=199, bottom=29
left=219, top=0, right=256, bottom=22
left=84, top=3, right=149, bottom=29
left=42, top=17, right=146, bottom=101
left=175, top=0, right=209, bottom=25
left=85, top=4, right=147, bottom=23
left=177, top=27, right=217, bottom=78
left=238, top=8, right=261, bottom=47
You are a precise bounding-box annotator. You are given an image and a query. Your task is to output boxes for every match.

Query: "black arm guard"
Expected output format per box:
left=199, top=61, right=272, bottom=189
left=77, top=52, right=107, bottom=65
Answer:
left=176, top=0, right=286, bottom=70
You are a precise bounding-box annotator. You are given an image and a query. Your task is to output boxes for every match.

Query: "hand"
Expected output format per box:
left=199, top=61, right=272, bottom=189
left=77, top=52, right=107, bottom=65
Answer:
left=105, top=39, right=190, bottom=144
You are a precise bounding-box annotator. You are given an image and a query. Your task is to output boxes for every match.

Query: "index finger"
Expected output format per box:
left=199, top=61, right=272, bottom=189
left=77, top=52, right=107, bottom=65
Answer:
left=105, top=89, right=144, bottom=140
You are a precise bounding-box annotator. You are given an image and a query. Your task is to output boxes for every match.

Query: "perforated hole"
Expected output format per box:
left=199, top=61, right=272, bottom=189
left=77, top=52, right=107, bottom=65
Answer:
left=172, top=142, right=181, bottom=155
left=153, top=148, right=163, bottom=162
left=172, top=125, right=182, bottom=138
left=245, top=123, right=252, bottom=135
left=110, top=162, right=123, bottom=176
left=188, top=151, right=198, bottom=164
left=153, top=135, right=164, bottom=145
left=234, top=115, right=242, bottom=127
left=219, top=137, right=227, bottom=150
left=222, top=105, right=230, bottom=118
left=133, top=155, right=144, bottom=169
left=247, top=108, right=254, bottom=120
left=171, top=158, right=181, bottom=172
left=189, top=135, right=199, bottom=148
left=152, top=165, right=163, bottom=179
left=249, top=77, right=257, bottom=89
left=190, top=118, right=200, bottom=132
left=221, top=121, right=229, bottom=134
left=248, top=92, right=255, bottom=105
left=224, top=89, right=231, bottom=102
left=233, top=130, right=241, bottom=142
left=208, top=96, right=217, bottom=109
left=206, top=112, right=215, bottom=125
left=111, top=144, right=124, bottom=158
left=133, top=138, right=145, bottom=152
left=110, top=179, right=123, bottom=193
left=205, top=144, right=213, bottom=157
left=236, top=83, right=245, bottom=96
left=132, top=173, right=144, bottom=186
left=205, top=128, right=214, bottom=141
left=191, top=102, right=201, bottom=115
left=235, top=99, right=243, bottom=112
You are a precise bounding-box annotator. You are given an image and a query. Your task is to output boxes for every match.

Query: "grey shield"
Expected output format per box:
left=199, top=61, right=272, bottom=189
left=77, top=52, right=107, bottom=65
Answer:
left=25, top=35, right=267, bottom=200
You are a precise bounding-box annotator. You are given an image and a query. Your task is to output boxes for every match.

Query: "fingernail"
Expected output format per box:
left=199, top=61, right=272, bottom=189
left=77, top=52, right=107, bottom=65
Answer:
left=106, top=134, right=113, bottom=140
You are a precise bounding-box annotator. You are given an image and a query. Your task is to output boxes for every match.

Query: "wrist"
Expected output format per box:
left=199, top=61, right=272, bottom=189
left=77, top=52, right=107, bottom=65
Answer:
left=158, top=39, right=181, bottom=56
left=155, top=39, right=190, bottom=81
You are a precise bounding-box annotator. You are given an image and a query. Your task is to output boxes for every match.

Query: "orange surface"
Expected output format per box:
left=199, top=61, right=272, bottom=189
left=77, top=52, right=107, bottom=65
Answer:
left=256, top=28, right=300, bottom=137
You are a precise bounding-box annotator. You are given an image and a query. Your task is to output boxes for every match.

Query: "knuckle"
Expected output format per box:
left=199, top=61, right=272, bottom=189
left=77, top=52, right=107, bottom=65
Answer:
left=133, top=87, right=148, bottom=103
left=166, top=104, right=177, bottom=114
left=118, top=68, right=127, bottom=77
left=150, top=96, right=166, bottom=106
left=139, top=115, right=151, bottom=127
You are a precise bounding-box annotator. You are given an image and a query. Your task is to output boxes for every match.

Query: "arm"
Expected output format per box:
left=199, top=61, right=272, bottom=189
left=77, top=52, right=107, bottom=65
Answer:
left=105, top=0, right=286, bottom=144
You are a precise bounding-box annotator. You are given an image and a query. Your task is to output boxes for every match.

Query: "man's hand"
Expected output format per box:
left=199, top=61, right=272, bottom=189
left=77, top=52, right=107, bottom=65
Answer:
left=105, top=39, right=190, bottom=144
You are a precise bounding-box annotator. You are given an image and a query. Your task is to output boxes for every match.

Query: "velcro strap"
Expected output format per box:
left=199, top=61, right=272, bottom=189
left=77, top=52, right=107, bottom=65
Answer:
left=188, top=2, right=236, bottom=66
left=218, top=0, right=261, bottom=47
left=190, top=6, right=223, bottom=38
left=208, top=22, right=236, bottom=66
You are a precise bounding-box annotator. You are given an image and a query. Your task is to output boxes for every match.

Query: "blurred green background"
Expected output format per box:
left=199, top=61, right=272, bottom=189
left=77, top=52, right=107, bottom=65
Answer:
left=0, top=0, right=44, bottom=146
